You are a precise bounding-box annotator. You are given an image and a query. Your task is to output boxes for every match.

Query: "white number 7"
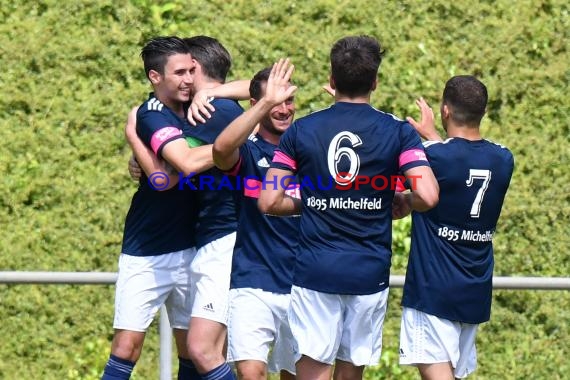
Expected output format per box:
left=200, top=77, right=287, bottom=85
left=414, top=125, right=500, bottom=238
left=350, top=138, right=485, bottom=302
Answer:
left=466, top=169, right=492, bottom=218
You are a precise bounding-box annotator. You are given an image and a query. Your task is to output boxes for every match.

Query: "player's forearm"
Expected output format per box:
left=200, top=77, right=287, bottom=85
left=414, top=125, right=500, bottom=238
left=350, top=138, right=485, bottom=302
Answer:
left=404, top=192, right=434, bottom=212
left=404, top=166, right=439, bottom=211
left=213, top=98, right=274, bottom=170
left=405, top=181, right=439, bottom=212
left=176, top=144, right=215, bottom=176
left=258, top=192, right=301, bottom=216
left=207, top=80, right=251, bottom=100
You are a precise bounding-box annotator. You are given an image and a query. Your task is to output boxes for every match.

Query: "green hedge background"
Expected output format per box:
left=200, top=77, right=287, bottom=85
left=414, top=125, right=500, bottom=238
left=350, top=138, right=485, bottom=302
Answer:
left=0, top=0, right=568, bottom=379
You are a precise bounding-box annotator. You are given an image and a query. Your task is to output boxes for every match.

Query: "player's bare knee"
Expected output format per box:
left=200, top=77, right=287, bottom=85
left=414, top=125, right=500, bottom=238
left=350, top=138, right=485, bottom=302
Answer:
left=187, top=341, right=219, bottom=365
left=111, top=339, right=142, bottom=362
left=236, top=361, right=265, bottom=380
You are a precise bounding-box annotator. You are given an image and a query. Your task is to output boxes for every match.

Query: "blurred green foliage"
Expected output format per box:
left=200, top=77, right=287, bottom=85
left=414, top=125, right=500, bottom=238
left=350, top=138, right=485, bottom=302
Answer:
left=0, top=0, right=568, bottom=379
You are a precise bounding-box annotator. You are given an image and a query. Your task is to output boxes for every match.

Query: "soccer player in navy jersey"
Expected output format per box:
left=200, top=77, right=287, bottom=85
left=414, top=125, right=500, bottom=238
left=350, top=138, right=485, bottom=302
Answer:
left=212, top=62, right=298, bottom=380
left=397, top=76, right=514, bottom=380
left=102, top=36, right=216, bottom=380
left=126, top=36, right=243, bottom=380
left=258, top=36, right=439, bottom=380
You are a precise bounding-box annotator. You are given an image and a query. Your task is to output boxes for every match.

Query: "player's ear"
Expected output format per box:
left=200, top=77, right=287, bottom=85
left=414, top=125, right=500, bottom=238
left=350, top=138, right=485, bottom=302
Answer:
left=149, top=69, right=161, bottom=85
left=192, top=59, right=202, bottom=74
left=250, top=98, right=258, bottom=107
left=329, top=75, right=336, bottom=90
left=441, top=103, right=450, bottom=119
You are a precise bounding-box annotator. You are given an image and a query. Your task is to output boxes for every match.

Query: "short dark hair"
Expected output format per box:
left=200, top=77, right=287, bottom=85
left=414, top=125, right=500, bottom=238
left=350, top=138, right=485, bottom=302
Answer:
left=330, top=35, right=384, bottom=97
left=443, top=75, right=488, bottom=126
left=183, top=36, right=231, bottom=83
left=249, top=67, right=272, bottom=100
left=140, top=36, right=189, bottom=78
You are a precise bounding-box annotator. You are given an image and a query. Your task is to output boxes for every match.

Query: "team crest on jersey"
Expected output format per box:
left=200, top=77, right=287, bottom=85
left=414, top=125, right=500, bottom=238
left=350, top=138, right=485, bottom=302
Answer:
left=257, top=157, right=270, bottom=168
left=147, top=97, right=164, bottom=111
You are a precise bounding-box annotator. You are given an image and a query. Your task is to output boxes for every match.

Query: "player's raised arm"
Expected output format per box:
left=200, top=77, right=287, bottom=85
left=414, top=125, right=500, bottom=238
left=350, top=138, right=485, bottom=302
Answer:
left=406, top=97, right=443, bottom=141
left=213, top=59, right=297, bottom=171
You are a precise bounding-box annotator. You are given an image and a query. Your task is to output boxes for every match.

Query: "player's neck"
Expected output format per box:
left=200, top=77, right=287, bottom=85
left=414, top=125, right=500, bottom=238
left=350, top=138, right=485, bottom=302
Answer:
left=258, top=127, right=281, bottom=145
left=158, top=96, right=185, bottom=118
left=153, top=88, right=185, bottom=117
left=446, top=124, right=482, bottom=141
left=334, top=92, right=371, bottom=104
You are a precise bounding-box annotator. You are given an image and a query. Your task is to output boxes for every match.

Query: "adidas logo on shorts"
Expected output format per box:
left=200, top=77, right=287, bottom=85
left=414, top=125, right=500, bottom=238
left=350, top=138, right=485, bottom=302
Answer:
left=399, top=348, right=406, bottom=358
left=202, top=303, right=215, bottom=312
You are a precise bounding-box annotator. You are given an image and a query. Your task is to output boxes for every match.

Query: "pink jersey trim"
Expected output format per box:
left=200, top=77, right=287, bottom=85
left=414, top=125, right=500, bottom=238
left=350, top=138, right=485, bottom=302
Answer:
left=224, top=156, right=243, bottom=177
left=244, top=178, right=261, bottom=198
left=285, top=183, right=301, bottom=199
left=399, top=148, right=428, bottom=168
left=273, top=151, right=297, bottom=171
left=150, top=127, right=182, bottom=155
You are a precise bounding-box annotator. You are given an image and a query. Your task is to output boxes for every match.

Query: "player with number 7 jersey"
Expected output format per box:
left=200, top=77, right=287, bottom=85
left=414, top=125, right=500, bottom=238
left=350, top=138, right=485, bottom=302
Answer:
left=399, top=76, right=514, bottom=379
left=401, top=137, right=514, bottom=323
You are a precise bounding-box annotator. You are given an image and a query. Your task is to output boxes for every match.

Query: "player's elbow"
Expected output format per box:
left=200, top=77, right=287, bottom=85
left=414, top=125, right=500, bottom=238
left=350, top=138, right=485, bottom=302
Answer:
left=414, top=185, right=439, bottom=211
left=421, top=191, right=439, bottom=210
left=212, top=143, right=229, bottom=170
left=159, top=175, right=180, bottom=191
left=258, top=191, right=277, bottom=214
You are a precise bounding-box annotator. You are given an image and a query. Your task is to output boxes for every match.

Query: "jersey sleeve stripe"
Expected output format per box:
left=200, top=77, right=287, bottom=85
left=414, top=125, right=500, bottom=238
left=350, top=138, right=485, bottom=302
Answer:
left=150, top=127, right=182, bottom=155
left=244, top=178, right=261, bottom=198
left=223, top=155, right=243, bottom=177
left=399, top=148, right=428, bottom=169
left=273, top=150, right=297, bottom=171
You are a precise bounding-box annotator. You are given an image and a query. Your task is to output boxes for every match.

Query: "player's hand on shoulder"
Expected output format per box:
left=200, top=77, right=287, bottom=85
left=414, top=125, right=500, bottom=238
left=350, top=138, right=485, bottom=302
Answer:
left=188, top=90, right=216, bottom=126
left=406, top=97, right=441, bottom=141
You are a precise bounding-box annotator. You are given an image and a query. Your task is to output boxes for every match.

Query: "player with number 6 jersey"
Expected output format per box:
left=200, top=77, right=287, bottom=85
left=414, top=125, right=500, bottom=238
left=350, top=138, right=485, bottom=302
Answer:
left=259, top=37, right=439, bottom=380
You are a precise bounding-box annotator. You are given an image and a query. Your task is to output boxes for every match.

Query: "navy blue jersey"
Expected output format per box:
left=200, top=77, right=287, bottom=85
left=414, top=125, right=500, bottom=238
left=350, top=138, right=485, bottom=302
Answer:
left=402, top=138, right=514, bottom=324
left=121, top=94, right=197, bottom=256
left=228, top=134, right=300, bottom=294
left=271, top=102, right=429, bottom=295
left=182, top=98, right=243, bottom=248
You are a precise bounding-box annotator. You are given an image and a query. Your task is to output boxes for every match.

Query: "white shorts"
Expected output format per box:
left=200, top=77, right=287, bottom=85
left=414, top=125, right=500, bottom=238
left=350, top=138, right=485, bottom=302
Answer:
left=288, top=286, right=389, bottom=366
left=190, top=232, right=236, bottom=324
left=227, top=288, right=296, bottom=375
left=113, top=248, right=197, bottom=331
left=399, top=307, right=478, bottom=378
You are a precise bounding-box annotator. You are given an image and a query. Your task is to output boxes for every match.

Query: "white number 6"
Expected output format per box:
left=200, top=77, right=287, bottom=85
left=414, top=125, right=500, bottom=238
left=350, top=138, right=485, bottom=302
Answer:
left=327, top=131, right=362, bottom=186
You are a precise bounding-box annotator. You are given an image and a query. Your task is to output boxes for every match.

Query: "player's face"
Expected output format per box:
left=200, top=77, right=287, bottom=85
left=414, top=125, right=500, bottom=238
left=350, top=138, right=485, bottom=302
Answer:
left=160, top=53, right=194, bottom=103
left=259, top=83, right=295, bottom=135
